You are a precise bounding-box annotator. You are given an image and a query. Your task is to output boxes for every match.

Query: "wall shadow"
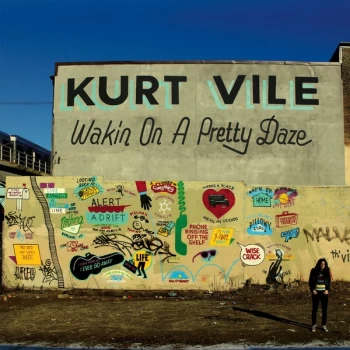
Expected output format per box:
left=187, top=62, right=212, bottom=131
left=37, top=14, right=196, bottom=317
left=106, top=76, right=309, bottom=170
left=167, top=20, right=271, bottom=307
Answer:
left=232, top=306, right=310, bottom=330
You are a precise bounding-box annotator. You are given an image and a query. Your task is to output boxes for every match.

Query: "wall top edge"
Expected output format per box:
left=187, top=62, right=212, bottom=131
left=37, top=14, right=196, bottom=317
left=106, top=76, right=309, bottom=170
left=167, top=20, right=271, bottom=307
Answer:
left=53, top=60, right=340, bottom=72
left=4, top=176, right=349, bottom=189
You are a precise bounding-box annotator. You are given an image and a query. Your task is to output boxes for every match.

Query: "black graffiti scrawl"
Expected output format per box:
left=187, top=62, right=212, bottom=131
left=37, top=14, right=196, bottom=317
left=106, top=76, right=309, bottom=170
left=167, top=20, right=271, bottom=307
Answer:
left=70, top=252, right=124, bottom=280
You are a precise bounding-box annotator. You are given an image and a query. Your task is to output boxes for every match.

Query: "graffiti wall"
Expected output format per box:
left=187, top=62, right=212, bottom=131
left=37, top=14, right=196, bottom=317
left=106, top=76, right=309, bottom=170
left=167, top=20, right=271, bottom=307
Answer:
left=52, top=62, right=345, bottom=185
left=2, top=176, right=350, bottom=290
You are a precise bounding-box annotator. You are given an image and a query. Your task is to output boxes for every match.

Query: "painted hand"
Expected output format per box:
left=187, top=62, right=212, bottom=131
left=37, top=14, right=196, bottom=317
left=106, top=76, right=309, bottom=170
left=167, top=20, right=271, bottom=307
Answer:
left=140, top=194, right=152, bottom=210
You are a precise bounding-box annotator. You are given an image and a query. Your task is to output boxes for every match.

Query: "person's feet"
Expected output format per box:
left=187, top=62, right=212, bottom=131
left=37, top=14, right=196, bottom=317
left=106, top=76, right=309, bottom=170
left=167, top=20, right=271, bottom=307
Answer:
left=311, top=325, right=317, bottom=332
left=322, top=325, right=329, bottom=332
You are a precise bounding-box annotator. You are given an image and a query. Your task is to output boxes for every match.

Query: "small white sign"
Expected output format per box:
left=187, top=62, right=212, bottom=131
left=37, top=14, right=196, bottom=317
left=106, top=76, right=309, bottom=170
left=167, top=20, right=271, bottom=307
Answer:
left=50, top=208, right=66, bottom=214
left=7, top=188, right=30, bottom=211
left=7, top=188, right=25, bottom=199
left=44, top=188, right=66, bottom=194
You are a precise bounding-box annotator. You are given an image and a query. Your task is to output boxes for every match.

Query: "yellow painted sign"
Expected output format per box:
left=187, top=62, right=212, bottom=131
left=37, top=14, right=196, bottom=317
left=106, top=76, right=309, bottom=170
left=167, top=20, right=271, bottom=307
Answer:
left=210, top=228, right=234, bottom=246
left=13, top=244, right=41, bottom=265
left=134, top=250, right=152, bottom=269
left=79, top=186, right=100, bottom=200
left=266, top=253, right=294, bottom=260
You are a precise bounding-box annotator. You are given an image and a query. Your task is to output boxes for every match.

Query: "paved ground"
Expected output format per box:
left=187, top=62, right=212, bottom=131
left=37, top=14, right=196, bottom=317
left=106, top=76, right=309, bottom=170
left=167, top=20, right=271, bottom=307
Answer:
left=0, top=281, right=349, bottom=349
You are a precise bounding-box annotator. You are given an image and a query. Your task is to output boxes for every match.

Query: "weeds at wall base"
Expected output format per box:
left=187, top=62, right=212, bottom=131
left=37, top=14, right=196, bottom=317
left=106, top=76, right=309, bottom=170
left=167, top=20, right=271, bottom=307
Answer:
left=1, top=275, right=349, bottom=302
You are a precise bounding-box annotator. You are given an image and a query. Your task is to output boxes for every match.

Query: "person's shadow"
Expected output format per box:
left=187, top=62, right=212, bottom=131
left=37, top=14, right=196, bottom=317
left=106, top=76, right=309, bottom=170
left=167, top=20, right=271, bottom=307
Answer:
left=232, top=306, right=310, bottom=330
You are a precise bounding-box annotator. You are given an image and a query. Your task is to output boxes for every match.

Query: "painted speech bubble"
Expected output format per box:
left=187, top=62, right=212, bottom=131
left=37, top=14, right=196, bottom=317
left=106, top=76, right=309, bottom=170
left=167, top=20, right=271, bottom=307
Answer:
left=237, top=242, right=265, bottom=266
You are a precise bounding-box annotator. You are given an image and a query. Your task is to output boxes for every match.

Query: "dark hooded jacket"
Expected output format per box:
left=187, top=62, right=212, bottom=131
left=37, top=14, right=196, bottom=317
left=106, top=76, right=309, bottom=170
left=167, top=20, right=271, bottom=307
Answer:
left=308, top=268, right=331, bottom=292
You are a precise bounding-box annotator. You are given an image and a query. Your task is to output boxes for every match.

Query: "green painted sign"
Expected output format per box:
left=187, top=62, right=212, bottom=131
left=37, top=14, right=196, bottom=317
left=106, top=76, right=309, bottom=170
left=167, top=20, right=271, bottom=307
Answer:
left=46, top=193, right=68, bottom=199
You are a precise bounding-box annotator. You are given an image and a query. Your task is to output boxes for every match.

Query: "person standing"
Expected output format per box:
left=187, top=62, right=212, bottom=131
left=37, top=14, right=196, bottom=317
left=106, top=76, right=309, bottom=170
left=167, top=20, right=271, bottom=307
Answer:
left=308, top=258, right=331, bottom=332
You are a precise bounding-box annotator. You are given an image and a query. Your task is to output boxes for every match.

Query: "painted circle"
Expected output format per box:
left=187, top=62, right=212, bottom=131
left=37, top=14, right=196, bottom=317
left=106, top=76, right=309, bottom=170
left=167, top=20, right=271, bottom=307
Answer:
left=279, top=193, right=289, bottom=204
left=133, top=250, right=152, bottom=270
left=133, top=221, right=142, bottom=230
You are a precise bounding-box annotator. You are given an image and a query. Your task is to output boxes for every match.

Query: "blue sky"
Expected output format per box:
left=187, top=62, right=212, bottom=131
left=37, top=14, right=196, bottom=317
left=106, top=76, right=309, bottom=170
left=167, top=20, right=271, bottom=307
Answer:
left=0, top=0, right=349, bottom=151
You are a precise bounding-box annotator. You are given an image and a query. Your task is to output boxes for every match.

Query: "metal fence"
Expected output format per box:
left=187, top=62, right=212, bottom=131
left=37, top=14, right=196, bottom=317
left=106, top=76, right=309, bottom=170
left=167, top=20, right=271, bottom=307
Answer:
left=0, top=143, right=51, bottom=174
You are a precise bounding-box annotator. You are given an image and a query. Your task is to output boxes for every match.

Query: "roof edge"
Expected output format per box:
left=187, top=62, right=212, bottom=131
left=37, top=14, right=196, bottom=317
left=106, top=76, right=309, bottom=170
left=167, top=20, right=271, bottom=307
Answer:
left=330, top=42, right=350, bottom=62
left=53, top=60, right=340, bottom=76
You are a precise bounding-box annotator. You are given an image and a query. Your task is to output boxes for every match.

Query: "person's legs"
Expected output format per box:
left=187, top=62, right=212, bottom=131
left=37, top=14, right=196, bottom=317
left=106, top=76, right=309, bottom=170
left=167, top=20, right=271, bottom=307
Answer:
left=141, top=261, right=147, bottom=278
left=311, top=294, right=320, bottom=326
left=321, top=294, right=329, bottom=327
left=137, top=262, right=142, bottom=276
left=137, top=262, right=147, bottom=278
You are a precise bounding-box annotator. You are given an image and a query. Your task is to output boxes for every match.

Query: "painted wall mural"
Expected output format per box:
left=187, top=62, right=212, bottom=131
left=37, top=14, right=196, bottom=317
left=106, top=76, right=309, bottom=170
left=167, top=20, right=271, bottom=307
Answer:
left=3, top=176, right=350, bottom=290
